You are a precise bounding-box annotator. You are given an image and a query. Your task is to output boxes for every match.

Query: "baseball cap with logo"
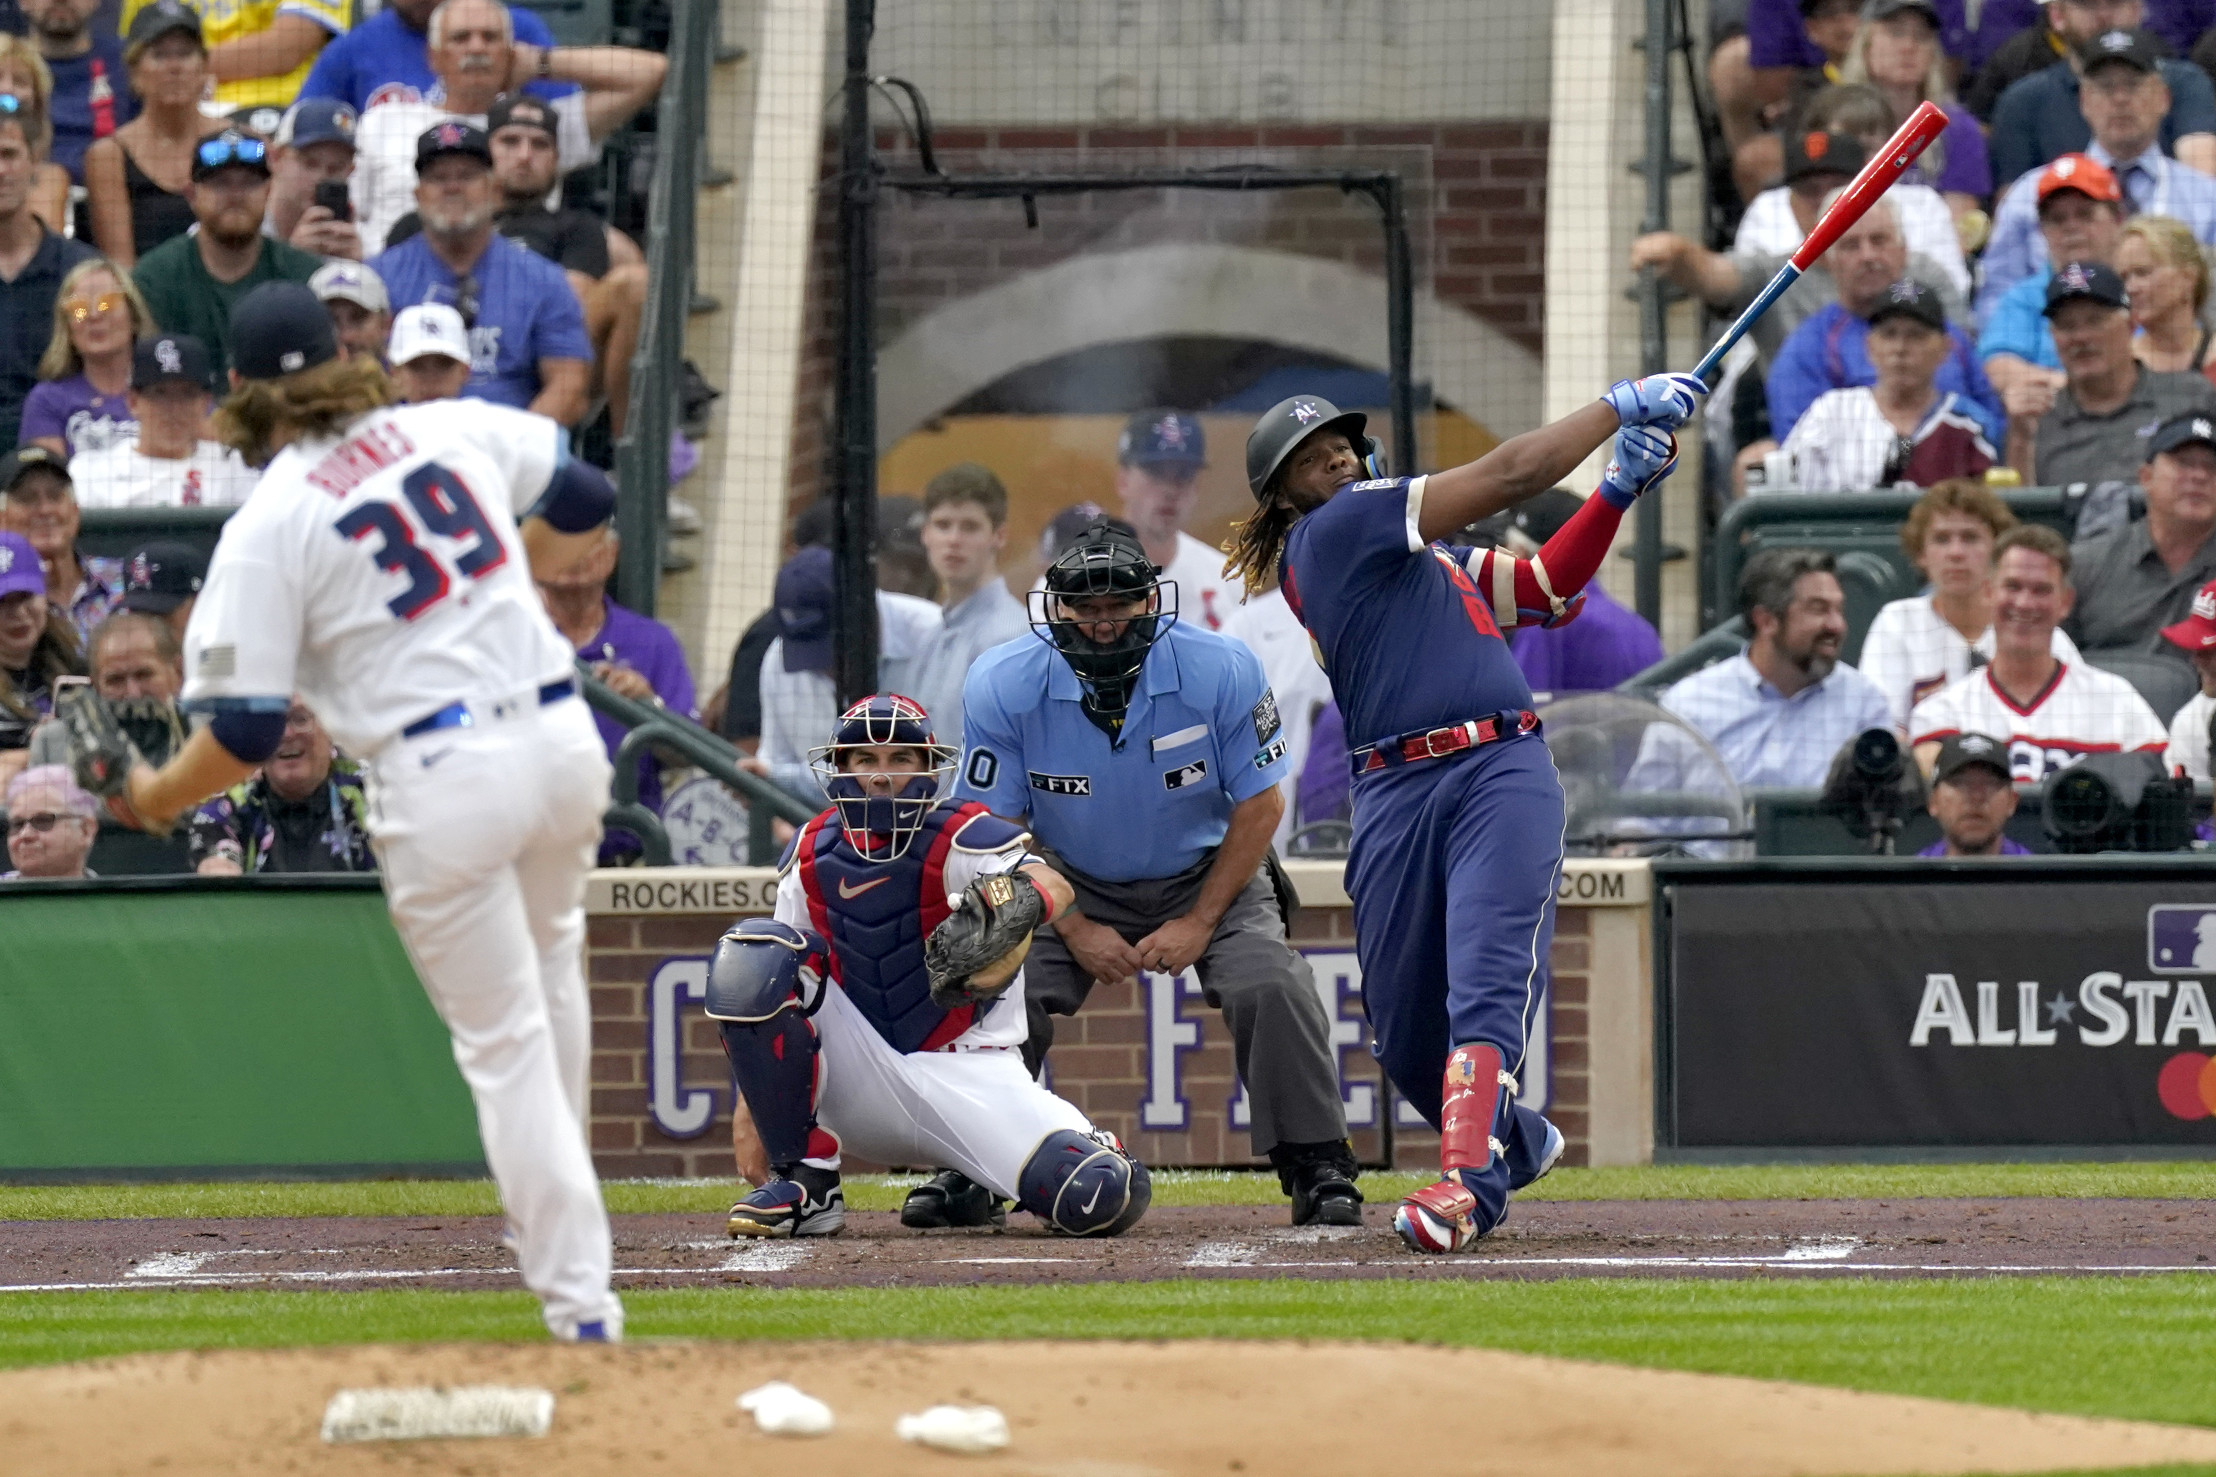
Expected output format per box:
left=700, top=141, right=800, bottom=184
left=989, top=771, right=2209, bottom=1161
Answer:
left=388, top=303, right=471, bottom=366
left=132, top=334, right=213, bottom=392
left=2043, top=259, right=2129, bottom=316
left=774, top=546, right=837, bottom=675
left=275, top=97, right=357, bottom=152
left=124, top=0, right=202, bottom=61
left=2163, top=578, right=2216, bottom=651
left=416, top=119, right=492, bottom=170
left=229, top=280, right=339, bottom=380
left=2147, top=412, right=2216, bottom=463
left=486, top=93, right=559, bottom=139
left=1783, top=129, right=1867, bottom=185
left=1117, top=409, right=1207, bottom=470
left=2035, top=153, right=2123, bottom=211
left=0, top=530, right=44, bottom=601
left=2079, top=26, right=2162, bottom=76
left=0, top=445, right=69, bottom=495
left=121, top=541, right=208, bottom=616
left=1865, top=278, right=1946, bottom=332
left=1933, top=732, right=2013, bottom=785
left=309, top=260, right=389, bottom=314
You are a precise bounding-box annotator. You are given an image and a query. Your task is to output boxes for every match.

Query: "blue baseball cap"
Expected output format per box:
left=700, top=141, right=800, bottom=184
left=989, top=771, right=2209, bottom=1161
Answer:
left=1117, top=409, right=1206, bottom=470
left=276, top=97, right=357, bottom=152
left=775, top=545, right=836, bottom=674
left=0, top=531, right=44, bottom=601
left=230, top=281, right=338, bottom=380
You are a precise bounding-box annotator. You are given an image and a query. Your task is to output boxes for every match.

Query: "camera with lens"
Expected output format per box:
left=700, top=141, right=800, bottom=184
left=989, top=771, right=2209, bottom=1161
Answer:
left=2043, top=751, right=2193, bottom=854
left=1821, top=727, right=1925, bottom=855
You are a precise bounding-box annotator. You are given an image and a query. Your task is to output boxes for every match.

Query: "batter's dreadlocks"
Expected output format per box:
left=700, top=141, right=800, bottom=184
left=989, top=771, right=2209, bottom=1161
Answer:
left=1223, top=486, right=1301, bottom=597
left=215, top=354, right=393, bottom=468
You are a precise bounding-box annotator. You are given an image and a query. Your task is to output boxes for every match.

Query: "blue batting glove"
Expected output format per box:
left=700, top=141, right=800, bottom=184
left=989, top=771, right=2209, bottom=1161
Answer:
left=1598, top=425, right=1677, bottom=510
left=1601, top=372, right=1707, bottom=431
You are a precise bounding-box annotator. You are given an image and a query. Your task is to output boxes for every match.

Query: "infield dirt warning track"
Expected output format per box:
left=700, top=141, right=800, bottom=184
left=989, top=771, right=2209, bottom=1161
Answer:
left=3, top=1198, right=2213, bottom=1293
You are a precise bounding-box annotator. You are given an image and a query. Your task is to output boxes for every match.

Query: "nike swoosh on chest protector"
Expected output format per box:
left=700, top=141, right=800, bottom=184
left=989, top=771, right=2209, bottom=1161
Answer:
left=837, top=875, right=890, bottom=899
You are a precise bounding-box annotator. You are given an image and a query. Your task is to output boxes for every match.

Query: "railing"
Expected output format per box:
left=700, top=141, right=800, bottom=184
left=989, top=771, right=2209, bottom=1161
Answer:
left=608, top=0, right=713, bottom=614
left=575, top=662, right=818, bottom=866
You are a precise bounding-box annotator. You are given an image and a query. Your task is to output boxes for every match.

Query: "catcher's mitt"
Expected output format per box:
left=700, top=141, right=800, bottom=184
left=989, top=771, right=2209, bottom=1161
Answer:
left=53, top=685, right=159, bottom=832
left=925, top=871, right=1047, bottom=1010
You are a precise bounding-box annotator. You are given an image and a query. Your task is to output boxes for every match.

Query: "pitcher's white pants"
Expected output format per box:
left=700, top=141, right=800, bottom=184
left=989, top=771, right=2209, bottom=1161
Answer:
left=367, top=697, right=621, bottom=1340
left=811, top=984, right=1095, bottom=1199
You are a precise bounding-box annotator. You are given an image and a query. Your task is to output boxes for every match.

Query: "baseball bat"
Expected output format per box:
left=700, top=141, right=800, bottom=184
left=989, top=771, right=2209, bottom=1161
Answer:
left=1688, top=100, right=1951, bottom=382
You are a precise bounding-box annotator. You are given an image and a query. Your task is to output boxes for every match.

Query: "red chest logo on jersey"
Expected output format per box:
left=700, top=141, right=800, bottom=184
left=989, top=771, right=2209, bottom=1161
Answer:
left=1431, top=546, right=1502, bottom=640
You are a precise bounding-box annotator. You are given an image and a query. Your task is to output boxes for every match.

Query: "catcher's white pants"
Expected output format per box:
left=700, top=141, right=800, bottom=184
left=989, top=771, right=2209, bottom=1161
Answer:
left=366, top=696, right=621, bottom=1340
left=811, top=982, right=1096, bottom=1199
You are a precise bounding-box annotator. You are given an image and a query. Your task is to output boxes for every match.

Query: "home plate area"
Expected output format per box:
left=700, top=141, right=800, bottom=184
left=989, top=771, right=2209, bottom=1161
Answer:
left=4, top=1199, right=2213, bottom=1293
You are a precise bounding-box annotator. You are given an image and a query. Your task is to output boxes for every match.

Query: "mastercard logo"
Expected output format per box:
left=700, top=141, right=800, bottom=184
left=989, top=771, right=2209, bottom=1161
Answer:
left=2156, top=1051, right=2216, bottom=1118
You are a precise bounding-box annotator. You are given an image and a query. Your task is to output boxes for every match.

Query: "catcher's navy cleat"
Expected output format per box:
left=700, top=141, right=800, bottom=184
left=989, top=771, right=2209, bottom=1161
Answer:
left=727, top=1163, right=846, bottom=1238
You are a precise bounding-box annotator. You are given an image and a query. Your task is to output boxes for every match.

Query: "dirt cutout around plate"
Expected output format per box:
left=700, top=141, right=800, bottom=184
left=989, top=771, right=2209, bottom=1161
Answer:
left=7, top=1340, right=2216, bottom=1477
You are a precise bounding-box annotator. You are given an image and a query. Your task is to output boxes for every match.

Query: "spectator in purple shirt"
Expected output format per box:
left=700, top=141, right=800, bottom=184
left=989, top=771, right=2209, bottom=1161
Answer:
left=1918, top=731, right=2035, bottom=854
left=1502, top=489, right=1666, bottom=695
left=1840, top=0, right=1993, bottom=234
left=19, top=255, right=148, bottom=460
left=1292, top=700, right=1351, bottom=852
left=536, top=525, right=696, bottom=857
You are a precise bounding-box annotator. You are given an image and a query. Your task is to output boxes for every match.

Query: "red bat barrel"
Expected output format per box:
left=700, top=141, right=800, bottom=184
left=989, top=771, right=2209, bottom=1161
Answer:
left=1788, top=100, right=1951, bottom=273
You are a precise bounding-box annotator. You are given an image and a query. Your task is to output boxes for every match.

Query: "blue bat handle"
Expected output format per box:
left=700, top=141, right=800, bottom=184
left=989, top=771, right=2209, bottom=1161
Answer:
left=1689, top=262, right=1803, bottom=382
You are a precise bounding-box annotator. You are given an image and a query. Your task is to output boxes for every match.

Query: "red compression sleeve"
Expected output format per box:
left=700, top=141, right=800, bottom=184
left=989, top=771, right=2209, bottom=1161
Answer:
left=1478, top=489, right=1630, bottom=627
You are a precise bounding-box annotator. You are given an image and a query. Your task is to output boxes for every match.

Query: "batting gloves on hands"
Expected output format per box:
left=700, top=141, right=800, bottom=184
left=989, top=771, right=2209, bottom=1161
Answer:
left=1599, top=425, right=1678, bottom=510
left=1601, top=372, right=1707, bottom=432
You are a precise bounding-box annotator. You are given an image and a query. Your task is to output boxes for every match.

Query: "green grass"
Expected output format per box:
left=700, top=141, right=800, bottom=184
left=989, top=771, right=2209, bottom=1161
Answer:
left=9, top=1276, right=2216, bottom=1433
left=5, top=1161, right=2215, bottom=1220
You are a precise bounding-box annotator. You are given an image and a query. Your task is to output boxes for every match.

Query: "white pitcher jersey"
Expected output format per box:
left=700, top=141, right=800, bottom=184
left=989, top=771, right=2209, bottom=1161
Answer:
left=1857, top=593, right=2081, bottom=729
left=180, top=399, right=574, bottom=756
left=1908, top=660, right=2168, bottom=780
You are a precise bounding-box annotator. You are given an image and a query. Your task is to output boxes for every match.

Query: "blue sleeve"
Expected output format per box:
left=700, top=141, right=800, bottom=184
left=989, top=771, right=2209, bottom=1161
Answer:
left=524, top=456, right=614, bottom=532
left=1763, top=323, right=1827, bottom=442
left=1213, top=640, right=1288, bottom=805
left=1948, top=330, right=2007, bottom=444
left=951, top=661, right=1031, bottom=818
left=534, top=268, right=593, bottom=363
left=1986, top=83, right=2043, bottom=202
left=2163, top=60, right=2216, bottom=139
left=1975, top=177, right=2042, bottom=328
left=296, top=30, right=348, bottom=101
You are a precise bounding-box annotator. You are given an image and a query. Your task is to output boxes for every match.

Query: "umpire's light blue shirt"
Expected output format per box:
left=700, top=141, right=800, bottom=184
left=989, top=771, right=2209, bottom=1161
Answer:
left=956, top=622, right=1291, bottom=882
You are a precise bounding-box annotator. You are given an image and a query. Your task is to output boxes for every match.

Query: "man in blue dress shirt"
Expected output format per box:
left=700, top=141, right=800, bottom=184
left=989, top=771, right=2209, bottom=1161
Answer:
left=957, top=519, right=1361, bottom=1228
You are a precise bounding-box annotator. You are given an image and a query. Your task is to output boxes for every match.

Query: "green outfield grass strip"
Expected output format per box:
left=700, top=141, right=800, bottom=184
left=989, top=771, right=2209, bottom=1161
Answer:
left=6, top=1161, right=2216, bottom=1221
left=9, top=1276, right=2216, bottom=1438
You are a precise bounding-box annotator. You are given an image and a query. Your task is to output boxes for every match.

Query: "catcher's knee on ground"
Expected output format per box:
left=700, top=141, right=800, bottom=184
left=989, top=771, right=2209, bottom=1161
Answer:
left=1016, top=1130, right=1151, bottom=1236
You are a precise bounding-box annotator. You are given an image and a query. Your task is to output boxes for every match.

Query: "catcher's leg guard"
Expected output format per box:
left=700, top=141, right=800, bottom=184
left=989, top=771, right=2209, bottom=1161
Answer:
left=715, top=1010, right=824, bottom=1169
left=1394, top=1042, right=1514, bottom=1254
left=1017, top=1129, right=1151, bottom=1236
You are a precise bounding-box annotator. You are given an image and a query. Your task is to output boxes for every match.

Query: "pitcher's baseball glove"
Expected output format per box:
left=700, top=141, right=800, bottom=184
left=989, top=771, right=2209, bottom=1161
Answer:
left=925, top=872, right=1047, bottom=1010
left=54, top=685, right=160, bottom=832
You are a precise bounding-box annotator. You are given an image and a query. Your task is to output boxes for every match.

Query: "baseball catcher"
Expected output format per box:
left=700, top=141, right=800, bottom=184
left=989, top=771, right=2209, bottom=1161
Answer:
left=708, top=694, right=1150, bottom=1241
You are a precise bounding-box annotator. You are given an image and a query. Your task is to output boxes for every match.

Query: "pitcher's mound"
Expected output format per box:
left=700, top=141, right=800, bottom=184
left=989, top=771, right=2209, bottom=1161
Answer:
left=9, top=1339, right=2215, bottom=1476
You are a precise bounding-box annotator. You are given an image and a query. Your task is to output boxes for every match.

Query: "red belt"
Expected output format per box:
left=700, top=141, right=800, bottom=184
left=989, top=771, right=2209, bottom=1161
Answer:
left=1350, top=709, right=1539, bottom=776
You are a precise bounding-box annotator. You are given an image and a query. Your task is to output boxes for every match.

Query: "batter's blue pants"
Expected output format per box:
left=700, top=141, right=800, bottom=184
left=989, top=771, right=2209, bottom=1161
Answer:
left=1346, top=733, right=1562, bottom=1232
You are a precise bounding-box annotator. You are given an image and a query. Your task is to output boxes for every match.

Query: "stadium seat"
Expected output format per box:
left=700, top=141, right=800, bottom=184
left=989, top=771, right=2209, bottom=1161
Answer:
left=76, top=507, right=233, bottom=565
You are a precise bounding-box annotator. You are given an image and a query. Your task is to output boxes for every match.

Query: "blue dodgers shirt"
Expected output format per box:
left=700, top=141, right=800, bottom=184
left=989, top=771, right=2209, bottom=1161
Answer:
left=1281, top=474, right=1536, bottom=750
left=369, top=232, right=591, bottom=410
left=297, top=6, right=577, bottom=111
left=955, top=622, right=1291, bottom=882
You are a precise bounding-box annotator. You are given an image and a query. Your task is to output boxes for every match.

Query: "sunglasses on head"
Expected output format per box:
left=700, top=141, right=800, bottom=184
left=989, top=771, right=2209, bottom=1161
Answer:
left=195, top=135, right=267, bottom=173
left=6, top=811, right=73, bottom=835
left=64, top=291, right=125, bottom=323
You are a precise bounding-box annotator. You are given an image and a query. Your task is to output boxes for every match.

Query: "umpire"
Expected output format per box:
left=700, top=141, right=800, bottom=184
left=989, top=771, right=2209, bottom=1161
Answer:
left=956, top=518, right=1360, bottom=1226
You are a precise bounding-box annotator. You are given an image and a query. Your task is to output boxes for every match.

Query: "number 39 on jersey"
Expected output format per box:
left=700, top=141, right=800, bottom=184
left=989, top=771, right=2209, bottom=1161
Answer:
left=334, top=461, right=511, bottom=621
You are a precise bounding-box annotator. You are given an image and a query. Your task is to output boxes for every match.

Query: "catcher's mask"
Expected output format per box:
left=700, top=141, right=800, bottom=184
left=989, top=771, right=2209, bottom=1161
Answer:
left=1243, top=394, right=1385, bottom=503
left=806, top=693, right=955, bottom=863
left=1027, top=518, right=1178, bottom=716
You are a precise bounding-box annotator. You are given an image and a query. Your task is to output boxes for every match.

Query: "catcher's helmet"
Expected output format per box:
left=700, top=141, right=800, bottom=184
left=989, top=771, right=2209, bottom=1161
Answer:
left=1029, top=517, right=1175, bottom=713
left=806, top=694, right=956, bottom=863
left=1244, top=395, right=1384, bottom=501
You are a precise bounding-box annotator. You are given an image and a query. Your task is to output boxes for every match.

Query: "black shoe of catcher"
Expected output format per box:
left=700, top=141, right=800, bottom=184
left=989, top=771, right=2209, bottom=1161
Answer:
left=901, top=1169, right=1008, bottom=1229
left=1274, top=1141, right=1364, bottom=1227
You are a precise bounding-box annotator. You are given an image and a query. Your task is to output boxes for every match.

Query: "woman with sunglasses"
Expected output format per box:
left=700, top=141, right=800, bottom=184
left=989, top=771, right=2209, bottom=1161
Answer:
left=0, top=39, right=71, bottom=235
left=21, top=258, right=155, bottom=460
left=81, top=4, right=226, bottom=268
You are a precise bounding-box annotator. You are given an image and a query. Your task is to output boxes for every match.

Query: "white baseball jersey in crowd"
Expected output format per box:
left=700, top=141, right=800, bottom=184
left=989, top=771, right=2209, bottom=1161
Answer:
left=180, top=398, right=620, bottom=1341
left=2167, top=689, right=2216, bottom=780
left=69, top=440, right=260, bottom=510
left=1908, top=661, right=2168, bottom=781
left=770, top=843, right=1096, bottom=1196
left=1858, top=593, right=2081, bottom=729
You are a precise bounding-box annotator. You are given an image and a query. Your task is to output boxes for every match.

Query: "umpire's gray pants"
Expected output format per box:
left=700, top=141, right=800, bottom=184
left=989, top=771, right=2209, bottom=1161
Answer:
left=1023, top=849, right=1348, bottom=1157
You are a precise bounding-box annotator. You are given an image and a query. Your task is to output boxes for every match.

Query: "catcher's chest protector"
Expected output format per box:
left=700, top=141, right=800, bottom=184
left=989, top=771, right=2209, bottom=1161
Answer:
left=795, top=801, right=988, bottom=1054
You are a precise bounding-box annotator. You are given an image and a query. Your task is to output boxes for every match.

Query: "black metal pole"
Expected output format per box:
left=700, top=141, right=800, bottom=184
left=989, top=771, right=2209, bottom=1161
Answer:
left=1635, top=0, right=1674, bottom=629
left=1380, top=176, right=1416, bottom=476
left=832, top=0, right=880, bottom=707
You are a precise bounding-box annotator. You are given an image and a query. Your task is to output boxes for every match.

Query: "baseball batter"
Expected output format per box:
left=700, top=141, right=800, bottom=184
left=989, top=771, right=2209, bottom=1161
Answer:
left=62, top=282, right=626, bottom=1340
left=711, top=695, right=1151, bottom=1240
left=1224, top=376, right=1701, bottom=1252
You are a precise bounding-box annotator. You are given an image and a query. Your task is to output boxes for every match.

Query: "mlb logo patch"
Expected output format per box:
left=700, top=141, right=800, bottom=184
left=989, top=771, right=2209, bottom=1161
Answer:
left=1163, top=759, right=1209, bottom=790
left=2149, top=905, right=2216, bottom=973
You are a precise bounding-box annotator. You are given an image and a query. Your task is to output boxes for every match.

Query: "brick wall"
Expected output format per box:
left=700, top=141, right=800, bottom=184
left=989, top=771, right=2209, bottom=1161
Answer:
left=787, top=120, right=1549, bottom=514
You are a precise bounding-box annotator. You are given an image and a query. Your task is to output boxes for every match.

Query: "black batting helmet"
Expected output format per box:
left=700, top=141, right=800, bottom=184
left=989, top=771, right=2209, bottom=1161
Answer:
left=1244, top=395, right=1383, bottom=501
left=1029, top=517, right=1175, bottom=713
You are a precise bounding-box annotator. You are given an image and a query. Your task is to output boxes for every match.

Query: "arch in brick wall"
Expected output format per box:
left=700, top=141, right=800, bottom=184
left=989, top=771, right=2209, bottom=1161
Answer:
left=874, top=243, right=1542, bottom=451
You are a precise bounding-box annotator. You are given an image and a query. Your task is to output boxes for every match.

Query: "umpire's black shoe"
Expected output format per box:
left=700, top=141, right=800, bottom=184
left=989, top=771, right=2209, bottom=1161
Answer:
left=901, top=1169, right=1008, bottom=1230
left=1276, top=1141, right=1364, bottom=1227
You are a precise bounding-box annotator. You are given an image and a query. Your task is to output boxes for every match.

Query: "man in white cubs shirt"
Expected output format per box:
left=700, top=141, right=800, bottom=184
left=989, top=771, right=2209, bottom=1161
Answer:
left=2157, top=577, right=2216, bottom=779
left=1910, top=524, right=2165, bottom=781
left=105, top=283, right=625, bottom=1343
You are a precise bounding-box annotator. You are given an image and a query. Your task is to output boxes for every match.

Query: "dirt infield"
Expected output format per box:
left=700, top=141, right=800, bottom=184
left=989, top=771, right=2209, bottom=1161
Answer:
left=4, top=1197, right=2213, bottom=1293
left=11, top=1339, right=2216, bottom=1477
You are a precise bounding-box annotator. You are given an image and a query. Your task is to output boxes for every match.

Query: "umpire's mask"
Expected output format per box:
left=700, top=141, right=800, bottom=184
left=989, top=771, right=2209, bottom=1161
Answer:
left=1028, top=517, right=1177, bottom=717
left=807, top=693, right=956, bottom=863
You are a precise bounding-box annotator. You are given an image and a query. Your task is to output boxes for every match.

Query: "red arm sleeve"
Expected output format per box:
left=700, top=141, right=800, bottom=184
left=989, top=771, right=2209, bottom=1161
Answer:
left=1470, top=489, right=1629, bottom=629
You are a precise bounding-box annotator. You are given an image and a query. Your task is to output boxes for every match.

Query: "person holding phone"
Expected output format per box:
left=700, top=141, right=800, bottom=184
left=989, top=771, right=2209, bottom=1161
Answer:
left=265, top=97, right=361, bottom=261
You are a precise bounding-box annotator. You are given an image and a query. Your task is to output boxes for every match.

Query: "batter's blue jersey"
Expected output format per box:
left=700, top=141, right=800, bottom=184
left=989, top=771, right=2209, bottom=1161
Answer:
left=955, top=623, right=1289, bottom=882
left=1281, top=474, right=1535, bottom=749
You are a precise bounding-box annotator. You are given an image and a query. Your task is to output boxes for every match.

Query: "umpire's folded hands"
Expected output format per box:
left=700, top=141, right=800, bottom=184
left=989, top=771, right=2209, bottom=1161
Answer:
left=1056, top=910, right=1148, bottom=987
